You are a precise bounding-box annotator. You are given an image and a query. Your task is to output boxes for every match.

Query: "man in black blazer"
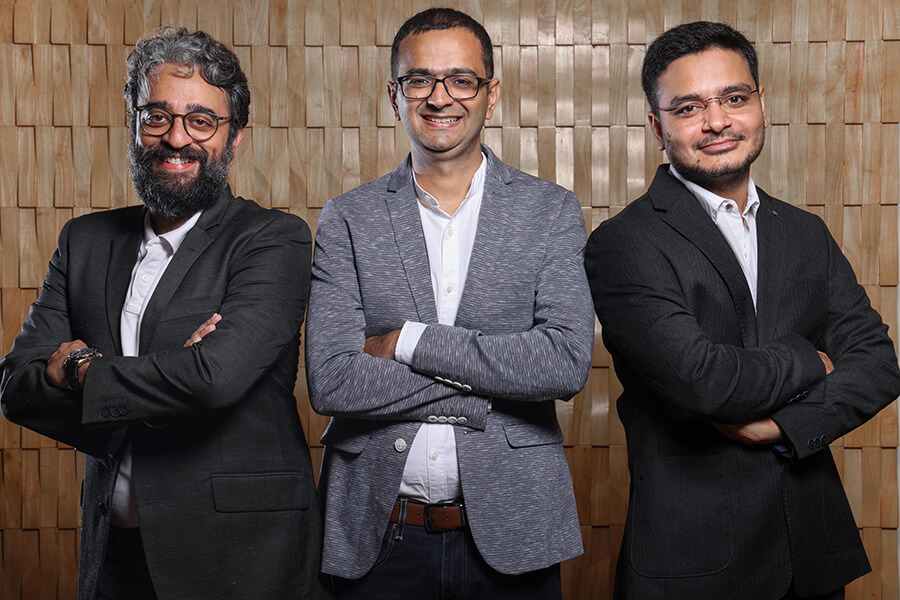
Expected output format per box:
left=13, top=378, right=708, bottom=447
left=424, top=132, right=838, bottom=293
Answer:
left=585, top=21, right=900, bottom=600
left=0, top=27, right=328, bottom=599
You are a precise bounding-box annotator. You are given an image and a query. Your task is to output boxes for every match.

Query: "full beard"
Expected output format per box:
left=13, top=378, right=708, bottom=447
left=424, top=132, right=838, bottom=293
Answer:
left=129, top=141, right=234, bottom=219
left=667, top=128, right=765, bottom=191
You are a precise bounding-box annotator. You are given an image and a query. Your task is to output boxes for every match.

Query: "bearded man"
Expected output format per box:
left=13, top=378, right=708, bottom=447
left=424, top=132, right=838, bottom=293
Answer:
left=0, top=27, right=329, bottom=600
left=585, top=21, right=900, bottom=600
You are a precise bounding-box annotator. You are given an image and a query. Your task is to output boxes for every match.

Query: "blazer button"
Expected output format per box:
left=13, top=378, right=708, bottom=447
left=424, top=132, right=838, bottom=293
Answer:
left=110, top=407, right=120, bottom=418
left=427, top=415, right=438, bottom=423
left=807, top=439, right=816, bottom=450
left=461, top=384, right=472, bottom=392
left=394, top=438, right=407, bottom=452
left=97, top=502, right=108, bottom=516
left=119, top=405, right=129, bottom=416
left=101, top=407, right=111, bottom=418
left=458, top=417, right=468, bottom=425
left=447, top=417, right=458, bottom=424
left=437, top=416, right=448, bottom=423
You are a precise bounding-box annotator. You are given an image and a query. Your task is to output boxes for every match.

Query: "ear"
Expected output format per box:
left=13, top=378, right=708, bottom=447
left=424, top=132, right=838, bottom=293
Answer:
left=484, top=79, right=501, bottom=121
left=230, top=127, right=244, bottom=152
left=758, top=86, right=768, bottom=128
left=648, top=111, right=665, bottom=151
left=388, top=81, right=401, bottom=121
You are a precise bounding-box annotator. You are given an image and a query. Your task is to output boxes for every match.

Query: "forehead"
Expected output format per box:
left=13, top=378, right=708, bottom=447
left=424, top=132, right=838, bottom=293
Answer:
left=395, top=28, right=487, bottom=75
left=656, top=47, right=754, bottom=99
left=142, top=63, right=230, bottom=113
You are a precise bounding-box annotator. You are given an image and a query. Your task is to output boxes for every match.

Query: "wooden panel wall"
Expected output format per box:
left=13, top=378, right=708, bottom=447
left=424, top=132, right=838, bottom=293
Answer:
left=1, top=1, right=898, bottom=598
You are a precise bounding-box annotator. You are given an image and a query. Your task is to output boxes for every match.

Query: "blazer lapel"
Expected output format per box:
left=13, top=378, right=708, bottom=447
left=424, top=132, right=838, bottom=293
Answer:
left=754, top=191, right=787, bottom=344
left=453, top=149, right=512, bottom=329
left=105, top=208, right=145, bottom=357
left=385, top=159, right=439, bottom=324
left=649, top=166, right=759, bottom=347
left=137, top=189, right=231, bottom=351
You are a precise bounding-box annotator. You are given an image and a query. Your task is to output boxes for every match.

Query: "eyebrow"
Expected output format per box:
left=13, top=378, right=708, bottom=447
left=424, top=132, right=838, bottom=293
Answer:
left=400, top=67, right=481, bottom=78
left=139, top=101, right=222, bottom=116
left=664, top=83, right=756, bottom=108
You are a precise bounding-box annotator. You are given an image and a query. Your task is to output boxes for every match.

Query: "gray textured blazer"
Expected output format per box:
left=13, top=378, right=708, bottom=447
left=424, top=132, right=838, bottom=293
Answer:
left=305, top=145, right=595, bottom=579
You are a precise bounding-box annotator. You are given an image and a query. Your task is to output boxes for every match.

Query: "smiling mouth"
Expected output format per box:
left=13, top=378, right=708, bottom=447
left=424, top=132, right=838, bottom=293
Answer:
left=423, top=116, right=461, bottom=123
left=163, top=157, right=195, bottom=165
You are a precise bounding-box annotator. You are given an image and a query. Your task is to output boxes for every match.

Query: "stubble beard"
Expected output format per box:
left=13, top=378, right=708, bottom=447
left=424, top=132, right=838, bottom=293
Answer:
left=667, top=127, right=765, bottom=192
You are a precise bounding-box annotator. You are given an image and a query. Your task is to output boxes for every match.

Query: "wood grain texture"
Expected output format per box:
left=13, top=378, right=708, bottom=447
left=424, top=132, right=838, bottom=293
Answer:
left=0, top=2, right=897, bottom=598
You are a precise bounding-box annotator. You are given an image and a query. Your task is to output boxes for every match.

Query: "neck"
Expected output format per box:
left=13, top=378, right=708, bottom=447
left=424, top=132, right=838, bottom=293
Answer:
left=687, top=171, right=751, bottom=213
left=411, top=148, right=483, bottom=216
left=149, top=210, right=190, bottom=235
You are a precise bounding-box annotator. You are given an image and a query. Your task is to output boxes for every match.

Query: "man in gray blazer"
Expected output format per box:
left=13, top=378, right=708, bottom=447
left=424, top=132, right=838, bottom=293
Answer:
left=586, top=21, right=900, bottom=600
left=1, top=27, right=328, bottom=599
left=305, top=8, right=594, bottom=599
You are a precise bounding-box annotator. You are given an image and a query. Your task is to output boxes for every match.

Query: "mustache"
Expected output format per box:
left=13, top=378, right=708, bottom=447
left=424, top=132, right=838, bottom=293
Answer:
left=693, top=132, right=746, bottom=150
left=139, top=143, right=209, bottom=164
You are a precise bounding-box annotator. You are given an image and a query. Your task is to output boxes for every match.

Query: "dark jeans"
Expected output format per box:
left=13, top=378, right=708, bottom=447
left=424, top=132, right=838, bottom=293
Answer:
left=97, top=526, right=158, bottom=600
left=334, top=517, right=562, bottom=600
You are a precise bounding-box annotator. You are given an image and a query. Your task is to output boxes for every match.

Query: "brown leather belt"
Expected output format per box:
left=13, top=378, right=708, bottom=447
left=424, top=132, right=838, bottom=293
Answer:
left=389, top=499, right=467, bottom=532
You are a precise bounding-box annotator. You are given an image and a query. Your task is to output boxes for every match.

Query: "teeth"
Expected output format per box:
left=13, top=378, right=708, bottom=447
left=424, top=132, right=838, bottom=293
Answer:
left=164, top=157, right=192, bottom=165
left=424, top=116, right=460, bottom=123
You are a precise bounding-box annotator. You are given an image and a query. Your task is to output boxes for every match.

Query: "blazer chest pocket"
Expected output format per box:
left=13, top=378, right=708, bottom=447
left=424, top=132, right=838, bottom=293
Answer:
left=211, top=472, right=311, bottom=513
left=630, top=455, right=734, bottom=578
left=503, top=421, right=564, bottom=447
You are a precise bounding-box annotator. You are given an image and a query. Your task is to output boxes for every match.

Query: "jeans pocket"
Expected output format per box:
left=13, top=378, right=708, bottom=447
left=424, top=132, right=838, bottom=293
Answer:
left=370, top=523, right=400, bottom=571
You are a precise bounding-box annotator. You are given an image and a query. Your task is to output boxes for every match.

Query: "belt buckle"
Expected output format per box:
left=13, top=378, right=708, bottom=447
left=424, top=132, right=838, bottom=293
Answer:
left=423, top=501, right=463, bottom=532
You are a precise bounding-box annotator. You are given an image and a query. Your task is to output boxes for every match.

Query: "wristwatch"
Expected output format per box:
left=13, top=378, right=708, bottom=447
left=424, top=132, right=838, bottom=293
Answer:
left=64, top=347, right=100, bottom=391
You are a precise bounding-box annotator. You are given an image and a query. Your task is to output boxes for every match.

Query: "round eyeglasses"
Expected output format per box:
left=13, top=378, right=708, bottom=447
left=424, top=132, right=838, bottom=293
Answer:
left=394, top=75, right=492, bottom=100
left=659, top=89, right=760, bottom=120
left=136, top=105, right=232, bottom=141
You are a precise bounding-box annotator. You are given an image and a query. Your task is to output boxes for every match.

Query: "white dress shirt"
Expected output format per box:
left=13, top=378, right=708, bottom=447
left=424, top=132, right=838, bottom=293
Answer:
left=111, top=210, right=202, bottom=527
left=392, top=155, right=487, bottom=503
left=670, top=165, right=760, bottom=308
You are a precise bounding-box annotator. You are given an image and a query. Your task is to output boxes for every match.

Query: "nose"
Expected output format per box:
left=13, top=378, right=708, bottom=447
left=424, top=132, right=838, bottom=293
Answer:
left=160, top=115, right=193, bottom=149
left=702, top=99, right=731, bottom=133
left=427, top=79, right=455, bottom=109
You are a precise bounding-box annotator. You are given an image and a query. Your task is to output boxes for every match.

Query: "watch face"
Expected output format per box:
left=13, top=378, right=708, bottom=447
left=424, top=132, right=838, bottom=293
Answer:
left=68, top=348, right=97, bottom=360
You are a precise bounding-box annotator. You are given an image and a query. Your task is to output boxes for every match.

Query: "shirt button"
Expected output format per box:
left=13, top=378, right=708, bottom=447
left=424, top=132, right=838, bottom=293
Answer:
left=141, top=274, right=150, bottom=282
left=446, top=285, right=453, bottom=294
left=447, top=229, right=454, bottom=237
left=431, top=452, right=439, bottom=461
left=394, top=438, right=407, bottom=452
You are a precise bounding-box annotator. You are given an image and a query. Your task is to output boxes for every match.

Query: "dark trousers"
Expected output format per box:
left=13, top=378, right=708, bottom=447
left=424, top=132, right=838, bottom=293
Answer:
left=97, top=526, right=158, bottom=600
left=781, top=585, right=844, bottom=600
left=334, top=518, right=562, bottom=600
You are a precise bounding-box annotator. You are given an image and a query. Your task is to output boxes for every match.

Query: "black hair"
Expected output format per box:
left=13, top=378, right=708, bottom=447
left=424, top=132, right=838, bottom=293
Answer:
left=390, top=8, right=494, bottom=79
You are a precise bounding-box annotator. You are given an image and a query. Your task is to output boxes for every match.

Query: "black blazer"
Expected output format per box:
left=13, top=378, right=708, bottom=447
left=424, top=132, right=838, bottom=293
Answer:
left=1, top=188, right=328, bottom=600
left=585, top=166, right=900, bottom=599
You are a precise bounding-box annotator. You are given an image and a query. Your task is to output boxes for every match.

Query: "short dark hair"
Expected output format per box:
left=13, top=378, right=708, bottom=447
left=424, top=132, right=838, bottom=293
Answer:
left=124, top=26, right=250, bottom=140
left=642, top=21, right=759, bottom=114
left=390, top=8, right=494, bottom=79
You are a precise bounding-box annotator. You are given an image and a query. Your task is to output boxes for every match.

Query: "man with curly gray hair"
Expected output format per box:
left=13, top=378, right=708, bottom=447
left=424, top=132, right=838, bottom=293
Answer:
left=1, top=27, right=329, bottom=599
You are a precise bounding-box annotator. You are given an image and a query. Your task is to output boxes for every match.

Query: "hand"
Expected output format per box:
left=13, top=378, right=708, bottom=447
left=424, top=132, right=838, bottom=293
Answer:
left=45, top=340, right=88, bottom=390
left=364, top=330, right=401, bottom=360
left=184, top=313, right=222, bottom=347
left=818, top=351, right=834, bottom=375
left=712, top=418, right=783, bottom=445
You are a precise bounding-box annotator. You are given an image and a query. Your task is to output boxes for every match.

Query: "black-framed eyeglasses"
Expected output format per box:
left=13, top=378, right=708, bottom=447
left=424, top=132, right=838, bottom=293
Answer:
left=394, top=75, right=492, bottom=100
left=136, top=105, right=232, bottom=141
left=659, top=88, right=760, bottom=119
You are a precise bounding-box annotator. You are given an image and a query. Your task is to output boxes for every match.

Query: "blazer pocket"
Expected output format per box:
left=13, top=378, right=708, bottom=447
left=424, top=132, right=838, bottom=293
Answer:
left=503, top=421, right=564, bottom=447
left=320, top=420, right=372, bottom=455
left=211, top=472, right=311, bottom=512
left=630, top=455, right=734, bottom=578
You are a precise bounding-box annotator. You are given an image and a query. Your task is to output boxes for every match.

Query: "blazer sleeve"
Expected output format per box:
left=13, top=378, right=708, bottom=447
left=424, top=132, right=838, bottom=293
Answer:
left=305, top=201, right=491, bottom=430
left=769, top=218, right=900, bottom=460
left=586, top=215, right=826, bottom=423
left=408, top=192, right=595, bottom=402
left=76, top=212, right=313, bottom=426
left=0, top=219, right=111, bottom=457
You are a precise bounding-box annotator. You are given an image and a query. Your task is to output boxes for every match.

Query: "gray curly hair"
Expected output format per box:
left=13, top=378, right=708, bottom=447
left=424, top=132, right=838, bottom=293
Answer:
left=124, top=26, right=249, bottom=140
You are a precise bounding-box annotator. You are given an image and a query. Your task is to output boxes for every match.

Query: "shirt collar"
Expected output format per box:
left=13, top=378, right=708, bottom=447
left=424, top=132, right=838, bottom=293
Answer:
left=140, top=210, right=203, bottom=255
left=413, top=153, right=487, bottom=213
left=669, top=164, right=760, bottom=222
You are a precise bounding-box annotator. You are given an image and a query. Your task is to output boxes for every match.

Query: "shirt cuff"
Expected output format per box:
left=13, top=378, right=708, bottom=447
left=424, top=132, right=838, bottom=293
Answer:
left=395, top=321, right=428, bottom=365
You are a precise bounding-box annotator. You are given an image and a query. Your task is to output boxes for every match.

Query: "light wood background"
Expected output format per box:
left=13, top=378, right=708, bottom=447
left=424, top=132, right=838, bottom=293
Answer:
left=1, top=1, right=899, bottom=598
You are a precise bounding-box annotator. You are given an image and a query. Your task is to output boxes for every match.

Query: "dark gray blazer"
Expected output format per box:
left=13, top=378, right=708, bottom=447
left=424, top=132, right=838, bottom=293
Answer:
left=586, top=165, right=900, bottom=600
left=1, top=188, right=329, bottom=600
left=305, top=146, right=595, bottom=578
